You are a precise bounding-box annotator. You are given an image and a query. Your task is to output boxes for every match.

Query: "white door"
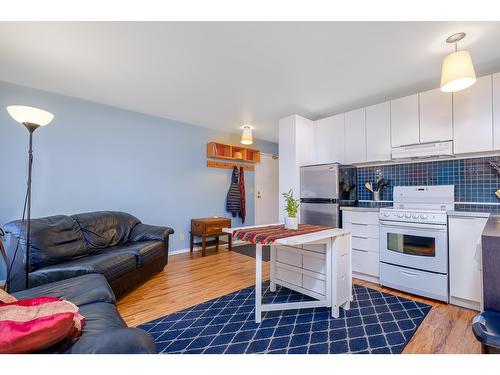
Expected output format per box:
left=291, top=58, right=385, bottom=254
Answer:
left=366, top=101, right=391, bottom=162
left=493, top=73, right=500, bottom=149
left=315, top=114, right=345, bottom=164
left=449, top=216, right=488, bottom=307
left=453, top=75, right=493, bottom=154
left=344, top=108, right=366, bottom=164
left=255, top=153, right=279, bottom=225
left=390, top=94, right=420, bottom=147
left=419, top=88, right=453, bottom=143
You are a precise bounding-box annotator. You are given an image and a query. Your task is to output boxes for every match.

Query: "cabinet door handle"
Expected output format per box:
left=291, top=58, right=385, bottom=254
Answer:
left=401, top=270, right=418, bottom=277
left=475, top=242, right=482, bottom=271
left=352, top=235, right=369, bottom=239
left=351, top=222, right=368, bottom=226
left=352, top=248, right=369, bottom=253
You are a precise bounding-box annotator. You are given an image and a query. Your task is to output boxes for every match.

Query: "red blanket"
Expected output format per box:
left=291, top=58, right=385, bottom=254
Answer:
left=231, top=224, right=332, bottom=245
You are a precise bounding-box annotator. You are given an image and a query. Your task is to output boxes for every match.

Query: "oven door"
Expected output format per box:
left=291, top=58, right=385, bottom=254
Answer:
left=379, top=220, right=448, bottom=274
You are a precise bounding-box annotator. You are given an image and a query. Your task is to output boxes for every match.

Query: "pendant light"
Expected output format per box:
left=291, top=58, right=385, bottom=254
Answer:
left=440, top=32, right=476, bottom=93
left=240, top=125, right=253, bottom=145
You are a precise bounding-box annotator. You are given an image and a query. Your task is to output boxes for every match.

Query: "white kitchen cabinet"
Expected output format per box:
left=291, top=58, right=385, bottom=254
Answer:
left=315, top=113, right=345, bottom=164
left=494, top=73, right=500, bottom=149
left=419, top=88, right=453, bottom=143
left=344, top=108, right=367, bottom=164
left=391, top=94, right=419, bottom=147
left=342, top=210, right=379, bottom=283
left=449, top=215, right=489, bottom=311
left=453, top=75, right=493, bottom=154
left=279, top=115, right=315, bottom=222
left=366, top=101, right=391, bottom=162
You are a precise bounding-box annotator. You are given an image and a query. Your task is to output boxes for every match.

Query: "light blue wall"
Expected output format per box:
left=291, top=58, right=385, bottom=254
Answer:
left=0, top=81, right=278, bottom=280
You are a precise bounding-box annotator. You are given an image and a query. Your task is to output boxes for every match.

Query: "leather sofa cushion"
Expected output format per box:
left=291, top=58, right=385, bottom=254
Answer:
left=65, top=327, right=156, bottom=354
left=78, top=302, right=126, bottom=335
left=4, top=215, right=88, bottom=271
left=98, top=241, right=164, bottom=267
left=72, top=211, right=141, bottom=250
left=12, top=274, right=115, bottom=306
left=29, top=252, right=138, bottom=288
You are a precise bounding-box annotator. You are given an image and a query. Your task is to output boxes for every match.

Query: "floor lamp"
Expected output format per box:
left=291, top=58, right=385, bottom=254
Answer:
left=6, top=105, right=54, bottom=289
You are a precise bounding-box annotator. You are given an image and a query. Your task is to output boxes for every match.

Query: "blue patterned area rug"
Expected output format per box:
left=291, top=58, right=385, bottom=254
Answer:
left=139, top=281, right=431, bottom=354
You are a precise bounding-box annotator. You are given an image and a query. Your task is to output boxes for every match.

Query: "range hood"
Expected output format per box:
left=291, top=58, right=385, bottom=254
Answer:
left=391, top=141, right=453, bottom=159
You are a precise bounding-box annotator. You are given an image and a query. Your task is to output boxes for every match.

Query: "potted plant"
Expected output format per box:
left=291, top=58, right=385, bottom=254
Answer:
left=282, top=189, right=299, bottom=230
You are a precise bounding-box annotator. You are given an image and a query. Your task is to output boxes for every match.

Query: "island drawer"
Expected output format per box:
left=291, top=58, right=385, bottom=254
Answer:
left=276, top=266, right=302, bottom=287
left=303, top=275, right=326, bottom=295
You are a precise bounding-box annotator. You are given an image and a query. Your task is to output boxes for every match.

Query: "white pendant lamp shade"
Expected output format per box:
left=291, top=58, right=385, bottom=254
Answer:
left=6, top=105, right=54, bottom=126
left=440, top=32, right=476, bottom=93
left=241, top=125, right=253, bottom=145
left=440, top=50, right=476, bottom=92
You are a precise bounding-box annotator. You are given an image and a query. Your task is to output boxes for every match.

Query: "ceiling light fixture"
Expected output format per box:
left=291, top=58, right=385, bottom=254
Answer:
left=241, top=125, right=253, bottom=145
left=440, top=32, right=476, bottom=93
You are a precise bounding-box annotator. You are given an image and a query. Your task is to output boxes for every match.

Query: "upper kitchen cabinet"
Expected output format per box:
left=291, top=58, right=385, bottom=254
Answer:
left=344, top=108, right=367, bottom=164
left=279, top=115, right=315, bottom=221
left=419, top=88, right=453, bottom=143
left=366, top=102, right=391, bottom=162
left=454, top=75, right=493, bottom=154
left=390, top=94, right=419, bottom=147
left=494, top=73, right=500, bottom=150
left=315, top=113, right=345, bottom=164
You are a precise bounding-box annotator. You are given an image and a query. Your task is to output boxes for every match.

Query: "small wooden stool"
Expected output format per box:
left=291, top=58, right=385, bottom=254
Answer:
left=190, top=217, right=232, bottom=256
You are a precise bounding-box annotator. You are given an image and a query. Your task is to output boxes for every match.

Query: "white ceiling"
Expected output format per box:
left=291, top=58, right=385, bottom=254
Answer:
left=2, top=22, right=500, bottom=142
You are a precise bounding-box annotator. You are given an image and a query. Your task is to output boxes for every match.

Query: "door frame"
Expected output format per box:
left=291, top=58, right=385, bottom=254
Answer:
left=254, top=152, right=279, bottom=225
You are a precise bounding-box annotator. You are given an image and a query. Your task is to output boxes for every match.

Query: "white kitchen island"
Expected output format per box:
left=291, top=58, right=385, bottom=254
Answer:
left=224, top=224, right=352, bottom=323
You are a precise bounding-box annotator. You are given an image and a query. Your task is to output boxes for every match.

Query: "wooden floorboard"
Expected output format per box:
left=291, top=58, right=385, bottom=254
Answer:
left=116, top=246, right=481, bottom=354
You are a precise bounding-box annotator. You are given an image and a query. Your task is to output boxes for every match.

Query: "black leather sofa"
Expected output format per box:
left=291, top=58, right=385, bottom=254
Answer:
left=5, top=211, right=174, bottom=296
left=13, top=273, right=156, bottom=353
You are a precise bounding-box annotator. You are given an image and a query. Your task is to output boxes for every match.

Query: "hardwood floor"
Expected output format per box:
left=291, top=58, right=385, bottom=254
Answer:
left=117, top=246, right=481, bottom=354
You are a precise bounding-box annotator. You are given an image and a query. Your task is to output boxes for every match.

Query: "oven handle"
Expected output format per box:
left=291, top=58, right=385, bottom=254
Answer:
left=379, top=221, right=447, bottom=231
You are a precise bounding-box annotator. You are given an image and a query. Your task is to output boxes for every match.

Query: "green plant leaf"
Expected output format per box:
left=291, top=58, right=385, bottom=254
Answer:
left=282, top=189, right=299, bottom=218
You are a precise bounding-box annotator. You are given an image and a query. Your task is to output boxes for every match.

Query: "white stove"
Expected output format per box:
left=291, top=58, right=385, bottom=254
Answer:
left=378, top=185, right=454, bottom=302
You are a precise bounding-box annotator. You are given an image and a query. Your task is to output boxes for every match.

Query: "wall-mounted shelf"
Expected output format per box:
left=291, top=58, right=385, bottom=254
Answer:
left=207, top=160, right=254, bottom=171
left=207, top=142, right=260, bottom=163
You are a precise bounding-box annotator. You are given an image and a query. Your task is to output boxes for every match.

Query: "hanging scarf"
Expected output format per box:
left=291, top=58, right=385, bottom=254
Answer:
left=239, top=167, right=246, bottom=223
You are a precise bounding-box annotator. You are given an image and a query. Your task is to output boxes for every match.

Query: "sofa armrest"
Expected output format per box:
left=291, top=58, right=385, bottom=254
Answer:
left=130, top=223, right=174, bottom=242
left=4, top=233, right=27, bottom=293
left=65, top=327, right=157, bottom=354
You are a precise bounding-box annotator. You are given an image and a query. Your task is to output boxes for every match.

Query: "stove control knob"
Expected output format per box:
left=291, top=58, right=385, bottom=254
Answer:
left=384, top=212, right=391, bottom=217
left=412, top=213, right=419, bottom=219
left=420, top=214, right=428, bottom=220
left=405, top=213, right=411, bottom=218
left=397, top=213, right=404, bottom=218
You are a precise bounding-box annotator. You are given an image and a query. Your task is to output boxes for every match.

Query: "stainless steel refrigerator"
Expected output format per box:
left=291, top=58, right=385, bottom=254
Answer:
left=299, top=163, right=357, bottom=227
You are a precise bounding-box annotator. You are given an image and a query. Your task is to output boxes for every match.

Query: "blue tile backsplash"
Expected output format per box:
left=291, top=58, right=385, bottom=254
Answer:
left=357, top=156, right=500, bottom=204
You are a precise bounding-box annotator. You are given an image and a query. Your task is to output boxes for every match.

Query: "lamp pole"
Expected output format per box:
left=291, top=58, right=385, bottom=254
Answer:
left=23, top=122, right=40, bottom=290
left=6, top=105, right=54, bottom=291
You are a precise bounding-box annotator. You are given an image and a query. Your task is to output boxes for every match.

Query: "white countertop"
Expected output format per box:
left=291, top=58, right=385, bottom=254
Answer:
left=447, top=210, right=492, bottom=218
left=340, top=206, right=381, bottom=212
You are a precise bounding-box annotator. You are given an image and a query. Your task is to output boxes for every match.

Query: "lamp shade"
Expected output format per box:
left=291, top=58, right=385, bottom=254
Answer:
left=6, top=105, right=54, bottom=126
left=241, top=125, right=253, bottom=145
left=440, top=50, right=476, bottom=93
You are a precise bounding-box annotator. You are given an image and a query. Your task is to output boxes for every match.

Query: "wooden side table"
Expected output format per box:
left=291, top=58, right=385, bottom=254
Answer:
left=190, top=217, right=232, bottom=256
